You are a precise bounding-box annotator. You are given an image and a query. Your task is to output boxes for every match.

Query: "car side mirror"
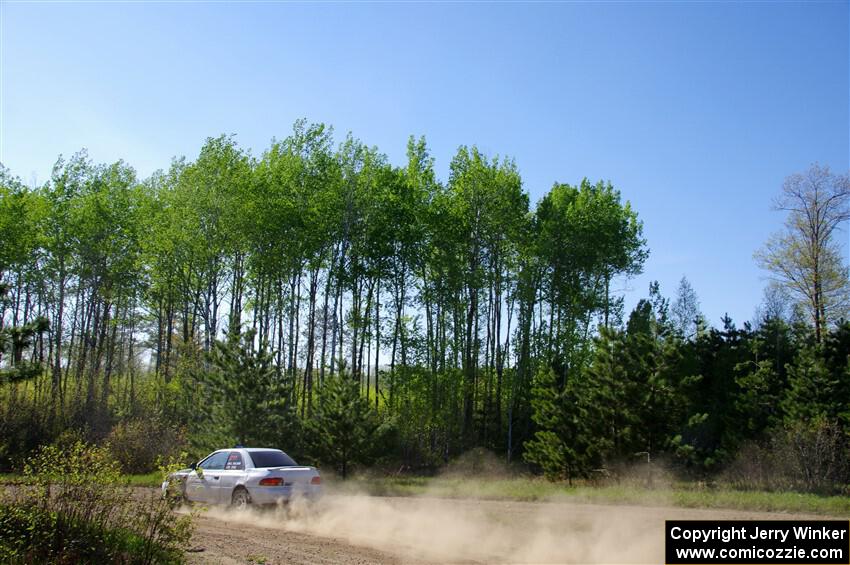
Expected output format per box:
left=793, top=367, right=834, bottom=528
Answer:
left=189, top=462, right=197, bottom=470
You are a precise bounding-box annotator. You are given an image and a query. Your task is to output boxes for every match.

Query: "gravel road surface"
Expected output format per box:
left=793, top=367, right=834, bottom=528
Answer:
left=185, top=495, right=836, bottom=564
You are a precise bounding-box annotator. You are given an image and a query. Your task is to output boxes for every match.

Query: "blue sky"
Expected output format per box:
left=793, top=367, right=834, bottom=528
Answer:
left=2, top=1, right=848, bottom=326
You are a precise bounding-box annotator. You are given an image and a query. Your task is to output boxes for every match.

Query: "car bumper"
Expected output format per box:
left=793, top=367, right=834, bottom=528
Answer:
left=248, top=484, right=322, bottom=506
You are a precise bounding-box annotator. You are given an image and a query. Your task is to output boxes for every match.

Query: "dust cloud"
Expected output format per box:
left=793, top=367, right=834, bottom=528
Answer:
left=203, top=491, right=663, bottom=563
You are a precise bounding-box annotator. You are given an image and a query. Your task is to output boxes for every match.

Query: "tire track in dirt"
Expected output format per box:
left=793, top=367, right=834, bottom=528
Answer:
left=187, top=512, right=410, bottom=565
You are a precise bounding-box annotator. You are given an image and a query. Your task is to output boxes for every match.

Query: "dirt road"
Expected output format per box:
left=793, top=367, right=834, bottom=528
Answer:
left=185, top=495, right=837, bottom=564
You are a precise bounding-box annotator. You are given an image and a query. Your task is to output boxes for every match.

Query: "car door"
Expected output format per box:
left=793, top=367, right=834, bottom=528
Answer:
left=185, top=451, right=228, bottom=503
left=216, top=451, right=245, bottom=504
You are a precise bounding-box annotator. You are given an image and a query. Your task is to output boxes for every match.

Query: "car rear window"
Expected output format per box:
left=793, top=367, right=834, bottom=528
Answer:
left=249, top=450, right=297, bottom=468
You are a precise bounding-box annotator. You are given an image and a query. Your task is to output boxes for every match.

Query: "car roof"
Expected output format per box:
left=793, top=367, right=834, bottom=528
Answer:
left=215, top=447, right=285, bottom=453
left=208, top=447, right=286, bottom=455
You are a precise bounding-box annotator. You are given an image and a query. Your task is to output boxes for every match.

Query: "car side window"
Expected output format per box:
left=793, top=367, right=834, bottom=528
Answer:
left=224, top=451, right=244, bottom=471
left=198, top=451, right=229, bottom=470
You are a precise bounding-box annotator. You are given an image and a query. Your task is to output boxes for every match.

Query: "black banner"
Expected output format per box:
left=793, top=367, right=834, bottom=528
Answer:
left=666, top=520, right=849, bottom=564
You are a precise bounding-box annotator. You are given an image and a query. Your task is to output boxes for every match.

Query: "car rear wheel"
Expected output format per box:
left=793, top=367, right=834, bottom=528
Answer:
left=231, top=487, right=251, bottom=509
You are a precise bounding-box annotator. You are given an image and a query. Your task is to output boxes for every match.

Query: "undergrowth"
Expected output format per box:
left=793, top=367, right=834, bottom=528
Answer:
left=0, top=442, right=192, bottom=564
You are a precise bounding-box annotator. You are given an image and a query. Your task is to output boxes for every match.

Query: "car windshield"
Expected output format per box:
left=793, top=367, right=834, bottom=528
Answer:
left=249, top=450, right=297, bottom=468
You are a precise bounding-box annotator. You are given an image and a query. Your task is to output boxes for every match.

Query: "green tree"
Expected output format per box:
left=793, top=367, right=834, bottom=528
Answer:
left=0, top=313, right=50, bottom=383
left=306, top=372, right=392, bottom=478
left=733, top=317, right=794, bottom=436
left=533, top=180, right=646, bottom=370
left=199, top=327, right=298, bottom=450
left=523, top=365, right=608, bottom=482
left=593, top=301, right=697, bottom=462
left=676, top=315, right=754, bottom=470
left=782, top=322, right=850, bottom=427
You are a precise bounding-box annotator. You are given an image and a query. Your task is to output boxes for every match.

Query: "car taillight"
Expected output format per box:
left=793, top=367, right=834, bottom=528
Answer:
left=311, top=476, right=322, bottom=485
left=259, top=477, right=283, bottom=486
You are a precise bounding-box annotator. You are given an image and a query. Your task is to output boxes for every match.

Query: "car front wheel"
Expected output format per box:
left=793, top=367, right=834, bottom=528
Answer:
left=162, top=477, right=187, bottom=506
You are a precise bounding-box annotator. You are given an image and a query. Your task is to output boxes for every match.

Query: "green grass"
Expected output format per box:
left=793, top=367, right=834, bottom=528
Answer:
left=667, top=489, right=850, bottom=515
left=124, top=471, right=163, bottom=488
left=333, top=476, right=850, bottom=516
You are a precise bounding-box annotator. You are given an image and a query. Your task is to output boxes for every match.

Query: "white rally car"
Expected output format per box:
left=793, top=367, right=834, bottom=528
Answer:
left=162, top=447, right=322, bottom=508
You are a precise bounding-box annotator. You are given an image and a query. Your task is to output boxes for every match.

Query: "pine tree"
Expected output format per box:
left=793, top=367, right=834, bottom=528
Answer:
left=733, top=318, right=794, bottom=435
left=782, top=322, right=850, bottom=427
left=0, top=284, right=50, bottom=383
left=523, top=366, right=609, bottom=482
left=306, top=371, right=393, bottom=478
left=200, top=327, right=298, bottom=450
left=593, top=303, right=696, bottom=462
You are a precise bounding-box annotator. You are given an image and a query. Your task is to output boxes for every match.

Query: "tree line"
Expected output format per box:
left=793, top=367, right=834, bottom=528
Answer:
left=1, top=120, right=848, bottom=490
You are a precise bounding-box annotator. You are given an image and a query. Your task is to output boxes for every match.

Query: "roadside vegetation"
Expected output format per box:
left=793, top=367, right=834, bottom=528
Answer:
left=0, top=121, right=848, bottom=517
left=0, top=442, right=191, bottom=564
